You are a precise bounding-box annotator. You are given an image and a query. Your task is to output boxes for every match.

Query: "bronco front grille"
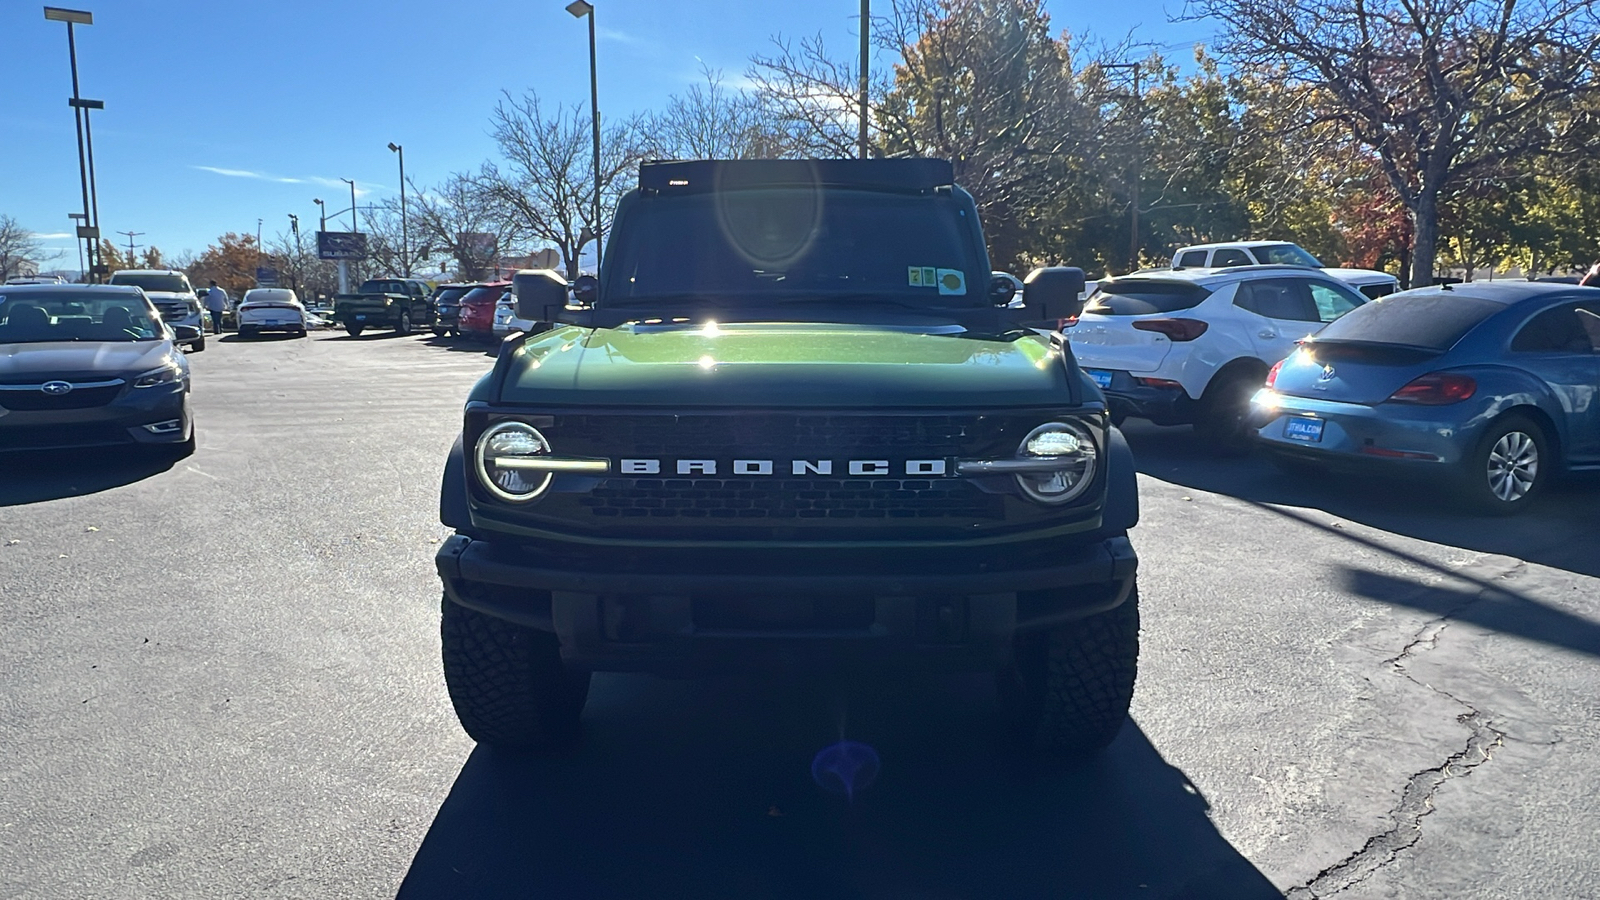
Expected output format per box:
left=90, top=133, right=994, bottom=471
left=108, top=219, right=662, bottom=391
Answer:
left=579, top=476, right=1004, bottom=520
left=542, top=413, right=1018, bottom=459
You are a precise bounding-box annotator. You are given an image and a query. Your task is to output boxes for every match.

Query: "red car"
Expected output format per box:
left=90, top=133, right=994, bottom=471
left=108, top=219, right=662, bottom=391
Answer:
left=456, top=282, right=510, bottom=341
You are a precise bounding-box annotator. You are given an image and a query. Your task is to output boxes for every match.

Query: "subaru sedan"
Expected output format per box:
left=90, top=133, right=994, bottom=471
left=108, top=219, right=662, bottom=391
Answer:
left=0, top=284, right=198, bottom=456
left=1252, top=282, right=1600, bottom=513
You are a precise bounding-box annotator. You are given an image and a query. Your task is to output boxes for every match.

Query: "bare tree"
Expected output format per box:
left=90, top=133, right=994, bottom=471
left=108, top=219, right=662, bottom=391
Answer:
left=402, top=173, right=522, bottom=282
left=747, top=34, right=878, bottom=157
left=478, top=90, right=642, bottom=279
left=0, top=215, right=57, bottom=280
left=1190, top=0, right=1600, bottom=285
left=641, top=65, right=788, bottom=160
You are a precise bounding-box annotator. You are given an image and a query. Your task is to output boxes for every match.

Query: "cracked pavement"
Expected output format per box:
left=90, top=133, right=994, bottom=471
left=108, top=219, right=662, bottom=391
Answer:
left=2, top=335, right=1598, bottom=898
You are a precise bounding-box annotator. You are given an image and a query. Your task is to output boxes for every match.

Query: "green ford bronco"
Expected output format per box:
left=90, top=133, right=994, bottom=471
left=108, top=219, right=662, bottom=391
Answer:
left=434, top=159, right=1141, bottom=757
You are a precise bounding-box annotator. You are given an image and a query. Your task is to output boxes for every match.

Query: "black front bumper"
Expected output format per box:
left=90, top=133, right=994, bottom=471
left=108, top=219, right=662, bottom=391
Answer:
left=435, top=532, right=1137, bottom=675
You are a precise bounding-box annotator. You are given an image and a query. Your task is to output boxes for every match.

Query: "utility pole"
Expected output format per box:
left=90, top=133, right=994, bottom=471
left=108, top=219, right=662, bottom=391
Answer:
left=287, top=213, right=300, bottom=291
left=858, top=0, right=870, bottom=159
left=116, top=229, right=143, bottom=261
left=1103, top=62, right=1144, bottom=272
left=388, top=142, right=408, bottom=276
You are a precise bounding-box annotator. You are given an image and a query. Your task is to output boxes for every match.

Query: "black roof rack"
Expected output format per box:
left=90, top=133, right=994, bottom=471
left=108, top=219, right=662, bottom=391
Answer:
left=638, top=158, right=954, bottom=193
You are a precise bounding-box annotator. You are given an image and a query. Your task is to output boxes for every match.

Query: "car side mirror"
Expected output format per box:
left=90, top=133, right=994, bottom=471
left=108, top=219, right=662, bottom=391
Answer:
left=171, top=324, right=201, bottom=342
left=571, top=274, right=598, bottom=307
left=1022, top=266, right=1087, bottom=321
left=513, top=269, right=570, bottom=322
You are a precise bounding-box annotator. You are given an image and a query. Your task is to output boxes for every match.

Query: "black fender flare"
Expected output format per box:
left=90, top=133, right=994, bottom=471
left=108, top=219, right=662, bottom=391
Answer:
left=1100, top=425, right=1139, bottom=534
left=440, top=433, right=472, bottom=531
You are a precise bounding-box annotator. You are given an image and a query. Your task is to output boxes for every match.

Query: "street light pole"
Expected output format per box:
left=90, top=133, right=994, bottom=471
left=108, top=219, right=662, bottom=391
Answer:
left=388, top=142, right=408, bottom=276
left=313, top=198, right=326, bottom=233
left=45, top=6, right=100, bottom=281
left=67, top=212, right=86, bottom=278
left=858, top=0, right=869, bottom=159
left=566, top=0, right=602, bottom=271
left=339, top=179, right=358, bottom=233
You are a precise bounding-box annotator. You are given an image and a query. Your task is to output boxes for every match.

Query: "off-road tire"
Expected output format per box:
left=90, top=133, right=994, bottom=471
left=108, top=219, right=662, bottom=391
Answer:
left=1459, top=413, right=1549, bottom=515
left=998, top=581, right=1139, bottom=757
left=397, top=311, right=412, bottom=336
left=441, top=595, right=591, bottom=751
left=1193, top=371, right=1260, bottom=456
left=345, top=324, right=364, bottom=337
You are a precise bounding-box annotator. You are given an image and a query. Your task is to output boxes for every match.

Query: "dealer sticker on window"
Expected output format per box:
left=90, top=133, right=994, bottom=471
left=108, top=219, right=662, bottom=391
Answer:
left=908, top=267, right=967, bottom=295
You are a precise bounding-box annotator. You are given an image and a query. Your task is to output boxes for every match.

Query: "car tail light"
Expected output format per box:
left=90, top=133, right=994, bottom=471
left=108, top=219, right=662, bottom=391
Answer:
left=1387, top=372, right=1476, bottom=405
left=1265, top=359, right=1284, bottom=388
left=1132, top=318, right=1209, bottom=341
left=1134, top=377, right=1183, bottom=389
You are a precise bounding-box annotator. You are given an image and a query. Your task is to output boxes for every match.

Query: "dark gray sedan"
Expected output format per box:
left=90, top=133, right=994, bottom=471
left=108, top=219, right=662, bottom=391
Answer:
left=1, top=284, right=198, bottom=456
left=1252, top=282, right=1600, bottom=513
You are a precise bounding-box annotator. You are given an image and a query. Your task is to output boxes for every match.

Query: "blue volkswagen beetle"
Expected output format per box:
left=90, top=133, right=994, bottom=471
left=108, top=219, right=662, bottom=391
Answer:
left=1252, top=282, right=1600, bottom=513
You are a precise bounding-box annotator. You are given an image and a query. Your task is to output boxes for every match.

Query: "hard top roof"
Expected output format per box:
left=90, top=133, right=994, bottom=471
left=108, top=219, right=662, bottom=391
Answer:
left=109, top=269, right=187, bottom=276
left=1177, top=240, right=1301, bottom=251
left=1387, top=280, right=1595, bottom=306
left=639, top=158, right=955, bottom=193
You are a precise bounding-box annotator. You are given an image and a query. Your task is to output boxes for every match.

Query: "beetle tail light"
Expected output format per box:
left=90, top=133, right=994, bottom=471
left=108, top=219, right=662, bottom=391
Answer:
left=1387, top=372, right=1476, bottom=405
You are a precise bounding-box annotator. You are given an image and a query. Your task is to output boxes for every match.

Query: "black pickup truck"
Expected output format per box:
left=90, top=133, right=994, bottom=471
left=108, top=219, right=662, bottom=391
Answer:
left=334, top=278, right=436, bottom=336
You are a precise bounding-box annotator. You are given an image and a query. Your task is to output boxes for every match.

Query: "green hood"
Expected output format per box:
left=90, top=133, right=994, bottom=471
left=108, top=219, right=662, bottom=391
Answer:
left=494, top=322, right=1075, bottom=408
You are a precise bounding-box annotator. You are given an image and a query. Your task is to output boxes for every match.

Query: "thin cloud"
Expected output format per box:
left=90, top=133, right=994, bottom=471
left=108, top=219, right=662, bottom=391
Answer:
left=30, top=232, right=74, bottom=240
left=597, top=26, right=645, bottom=45
left=193, top=166, right=376, bottom=195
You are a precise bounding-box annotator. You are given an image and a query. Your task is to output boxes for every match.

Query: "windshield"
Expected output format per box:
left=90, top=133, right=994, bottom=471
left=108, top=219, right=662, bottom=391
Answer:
left=434, top=287, right=469, bottom=305
left=361, top=280, right=412, bottom=294
left=108, top=272, right=193, bottom=294
left=458, top=285, right=507, bottom=306
left=0, top=291, right=163, bottom=343
left=1252, top=244, right=1323, bottom=266
left=1312, top=291, right=1505, bottom=350
left=604, top=188, right=984, bottom=305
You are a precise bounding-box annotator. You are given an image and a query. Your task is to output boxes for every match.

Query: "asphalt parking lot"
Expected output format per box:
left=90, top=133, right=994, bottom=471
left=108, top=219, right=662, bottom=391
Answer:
left=2, top=331, right=1598, bottom=899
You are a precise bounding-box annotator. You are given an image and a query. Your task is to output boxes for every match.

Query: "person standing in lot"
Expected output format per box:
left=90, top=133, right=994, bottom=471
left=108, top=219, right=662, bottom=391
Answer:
left=205, top=280, right=228, bottom=333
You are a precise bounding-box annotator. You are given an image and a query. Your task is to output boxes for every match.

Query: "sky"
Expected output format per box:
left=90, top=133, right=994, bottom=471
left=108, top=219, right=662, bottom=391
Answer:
left=1, top=0, right=1214, bottom=272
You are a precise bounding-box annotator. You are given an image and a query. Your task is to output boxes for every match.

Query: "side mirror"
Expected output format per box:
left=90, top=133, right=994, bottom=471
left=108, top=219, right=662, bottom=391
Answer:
left=1022, top=266, right=1087, bottom=321
left=571, top=274, right=598, bottom=307
left=171, top=324, right=201, bottom=342
left=512, top=269, right=569, bottom=322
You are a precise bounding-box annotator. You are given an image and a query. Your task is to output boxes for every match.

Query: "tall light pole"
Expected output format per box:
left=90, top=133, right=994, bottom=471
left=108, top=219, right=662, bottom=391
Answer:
left=287, top=213, right=300, bottom=291
left=339, top=178, right=358, bottom=233
left=67, top=212, right=86, bottom=278
left=566, top=0, right=602, bottom=271
left=45, top=6, right=103, bottom=282
left=313, top=198, right=326, bottom=233
left=858, top=0, right=869, bottom=159
left=388, top=142, right=409, bottom=276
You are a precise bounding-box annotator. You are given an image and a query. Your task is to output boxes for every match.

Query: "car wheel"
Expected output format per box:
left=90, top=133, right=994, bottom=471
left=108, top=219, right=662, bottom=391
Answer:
left=345, top=324, right=364, bottom=337
left=190, top=333, right=206, bottom=352
left=398, top=311, right=412, bottom=336
left=441, top=594, right=591, bottom=750
left=997, top=579, right=1139, bottom=758
left=1461, top=413, right=1549, bottom=515
left=433, top=327, right=447, bottom=338
left=1194, top=371, right=1261, bottom=456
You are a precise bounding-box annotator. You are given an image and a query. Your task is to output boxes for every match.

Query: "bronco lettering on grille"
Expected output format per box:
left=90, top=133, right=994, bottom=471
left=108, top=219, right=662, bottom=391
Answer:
left=618, top=458, right=949, bottom=477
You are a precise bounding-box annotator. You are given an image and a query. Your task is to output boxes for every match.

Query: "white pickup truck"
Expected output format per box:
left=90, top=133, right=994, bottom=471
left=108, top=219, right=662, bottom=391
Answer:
left=1172, top=241, right=1400, bottom=300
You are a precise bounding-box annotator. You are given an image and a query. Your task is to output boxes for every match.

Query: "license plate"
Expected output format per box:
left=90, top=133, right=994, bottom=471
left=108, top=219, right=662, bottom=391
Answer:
left=1086, top=368, right=1113, bottom=389
left=266, top=320, right=280, bottom=326
left=1284, top=416, right=1325, bottom=442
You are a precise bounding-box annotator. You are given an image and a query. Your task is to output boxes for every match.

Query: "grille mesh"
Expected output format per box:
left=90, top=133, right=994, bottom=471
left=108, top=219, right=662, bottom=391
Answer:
left=579, top=477, right=1004, bottom=520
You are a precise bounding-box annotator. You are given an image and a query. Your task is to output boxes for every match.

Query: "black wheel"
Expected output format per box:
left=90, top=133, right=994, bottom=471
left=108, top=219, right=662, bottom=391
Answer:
left=190, top=333, right=206, bottom=352
left=397, top=311, right=412, bottom=336
left=295, top=328, right=308, bottom=338
left=1194, top=370, right=1262, bottom=456
left=1460, top=413, right=1549, bottom=515
left=433, top=327, right=447, bottom=337
left=345, top=324, right=364, bottom=337
left=441, top=595, right=591, bottom=750
left=998, top=580, right=1140, bottom=757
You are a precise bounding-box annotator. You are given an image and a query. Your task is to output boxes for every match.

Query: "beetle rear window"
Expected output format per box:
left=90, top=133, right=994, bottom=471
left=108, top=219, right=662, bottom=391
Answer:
left=1083, top=280, right=1212, bottom=315
left=1312, top=292, right=1505, bottom=350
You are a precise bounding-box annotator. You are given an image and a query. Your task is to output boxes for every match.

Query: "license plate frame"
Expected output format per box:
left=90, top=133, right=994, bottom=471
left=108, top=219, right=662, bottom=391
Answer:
left=1284, top=416, right=1325, bottom=443
left=1086, top=368, right=1114, bottom=389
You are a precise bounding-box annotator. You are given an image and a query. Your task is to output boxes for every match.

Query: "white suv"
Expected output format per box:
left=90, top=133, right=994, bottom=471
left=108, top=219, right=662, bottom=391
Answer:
left=1065, top=266, right=1369, bottom=451
left=107, top=269, right=207, bottom=351
left=1172, top=241, right=1400, bottom=300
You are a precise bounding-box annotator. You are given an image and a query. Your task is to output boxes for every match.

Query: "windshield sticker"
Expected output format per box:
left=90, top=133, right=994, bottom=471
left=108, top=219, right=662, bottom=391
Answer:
left=935, top=269, right=966, bottom=295
left=908, top=266, right=939, bottom=287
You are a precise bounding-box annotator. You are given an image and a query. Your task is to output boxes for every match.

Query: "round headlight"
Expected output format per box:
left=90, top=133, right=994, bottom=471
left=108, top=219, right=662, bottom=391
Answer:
left=474, top=421, right=554, bottom=502
left=1015, top=421, right=1098, bottom=504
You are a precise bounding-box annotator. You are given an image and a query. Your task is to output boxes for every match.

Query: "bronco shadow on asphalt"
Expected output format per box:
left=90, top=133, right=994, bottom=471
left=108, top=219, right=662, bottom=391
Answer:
left=433, top=159, right=1142, bottom=758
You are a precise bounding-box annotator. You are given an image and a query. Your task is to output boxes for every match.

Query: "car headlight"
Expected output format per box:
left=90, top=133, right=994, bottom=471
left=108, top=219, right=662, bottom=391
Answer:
left=133, top=361, right=184, bottom=388
left=1013, top=421, right=1098, bottom=504
left=474, top=421, right=556, bottom=502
